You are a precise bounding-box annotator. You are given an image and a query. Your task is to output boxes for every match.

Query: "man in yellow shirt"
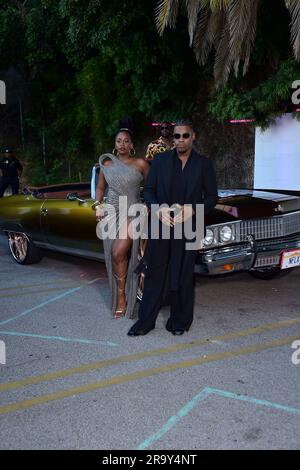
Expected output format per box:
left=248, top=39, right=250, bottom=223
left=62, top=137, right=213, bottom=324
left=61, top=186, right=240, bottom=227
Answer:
left=145, top=121, right=174, bottom=161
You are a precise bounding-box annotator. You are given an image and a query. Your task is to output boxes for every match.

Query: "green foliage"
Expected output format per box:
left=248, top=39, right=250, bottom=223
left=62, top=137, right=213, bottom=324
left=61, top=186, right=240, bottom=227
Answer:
left=208, top=59, right=300, bottom=128
left=25, top=2, right=65, bottom=69
left=0, top=0, right=299, bottom=184
left=0, top=0, right=201, bottom=184
left=0, top=2, right=25, bottom=68
left=57, top=0, right=201, bottom=146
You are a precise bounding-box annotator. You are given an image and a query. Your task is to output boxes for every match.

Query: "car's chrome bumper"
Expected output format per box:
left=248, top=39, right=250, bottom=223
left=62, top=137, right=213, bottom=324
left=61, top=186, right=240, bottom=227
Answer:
left=196, top=232, right=300, bottom=275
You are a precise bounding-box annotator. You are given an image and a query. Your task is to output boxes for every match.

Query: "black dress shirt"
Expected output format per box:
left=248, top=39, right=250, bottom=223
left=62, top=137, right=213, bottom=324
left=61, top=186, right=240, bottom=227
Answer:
left=169, top=151, right=194, bottom=290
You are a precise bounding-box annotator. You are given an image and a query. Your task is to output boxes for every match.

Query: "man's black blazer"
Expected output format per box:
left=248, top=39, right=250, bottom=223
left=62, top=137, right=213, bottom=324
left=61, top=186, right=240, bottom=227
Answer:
left=140, top=149, right=218, bottom=270
left=143, top=148, right=218, bottom=214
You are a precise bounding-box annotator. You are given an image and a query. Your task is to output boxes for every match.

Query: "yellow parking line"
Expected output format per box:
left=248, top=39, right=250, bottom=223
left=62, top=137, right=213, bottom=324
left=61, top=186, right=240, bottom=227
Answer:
left=1, top=317, right=300, bottom=392
left=0, top=285, right=78, bottom=299
left=0, top=333, right=298, bottom=415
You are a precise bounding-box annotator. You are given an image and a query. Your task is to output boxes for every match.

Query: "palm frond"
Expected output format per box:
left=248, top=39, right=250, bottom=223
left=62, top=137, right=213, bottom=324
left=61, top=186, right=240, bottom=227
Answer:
left=194, top=6, right=225, bottom=65
left=193, top=6, right=212, bottom=64
left=213, top=15, right=232, bottom=87
left=285, top=0, right=300, bottom=59
left=228, top=0, right=250, bottom=62
left=185, top=0, right=202, bottom=45
left=228, top=0, right=260, bottom=77
left=242, top=0, right=260, bottom=75
left=155, top=0, right=298, bottom=88
left=155, top=0, right=180, bottom=35
left=209, top=0, right=231, bottom=12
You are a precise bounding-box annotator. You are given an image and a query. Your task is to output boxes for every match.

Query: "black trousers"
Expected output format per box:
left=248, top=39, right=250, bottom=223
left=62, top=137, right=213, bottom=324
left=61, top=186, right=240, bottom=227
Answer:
left=137, top=250, right=197, bottom=331
left=0, top=177, right=19, bottom=197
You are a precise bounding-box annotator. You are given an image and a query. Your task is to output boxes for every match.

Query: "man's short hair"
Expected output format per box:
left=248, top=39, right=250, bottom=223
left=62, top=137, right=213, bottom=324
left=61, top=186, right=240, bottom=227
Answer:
left=174, top=119, right=194, bottom=130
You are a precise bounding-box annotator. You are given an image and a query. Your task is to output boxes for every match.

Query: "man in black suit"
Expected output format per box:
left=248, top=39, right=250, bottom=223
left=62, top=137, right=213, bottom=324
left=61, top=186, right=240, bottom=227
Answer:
left=128, top=119, right=218, bottom=336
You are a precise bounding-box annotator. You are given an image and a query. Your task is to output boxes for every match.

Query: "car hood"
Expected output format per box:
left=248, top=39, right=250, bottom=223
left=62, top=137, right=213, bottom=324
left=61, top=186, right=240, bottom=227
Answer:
left=206, top=189, right=300, bottom=225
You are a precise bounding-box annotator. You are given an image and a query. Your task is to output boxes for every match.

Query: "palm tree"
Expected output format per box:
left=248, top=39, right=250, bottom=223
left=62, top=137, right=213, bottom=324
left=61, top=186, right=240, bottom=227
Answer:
left=156, top=0, right=300, bottom=88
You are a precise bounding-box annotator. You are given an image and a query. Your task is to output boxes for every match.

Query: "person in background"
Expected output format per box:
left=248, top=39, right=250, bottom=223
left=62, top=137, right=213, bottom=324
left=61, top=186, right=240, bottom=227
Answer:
left=0, top=148, right=23, bottom=197
left=145, top=121, right=174, bottom=161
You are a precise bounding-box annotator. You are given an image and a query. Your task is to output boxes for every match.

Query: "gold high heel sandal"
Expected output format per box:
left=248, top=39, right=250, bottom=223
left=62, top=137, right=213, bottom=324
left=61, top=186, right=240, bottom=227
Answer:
left=113, top=271, right=127, bottom=319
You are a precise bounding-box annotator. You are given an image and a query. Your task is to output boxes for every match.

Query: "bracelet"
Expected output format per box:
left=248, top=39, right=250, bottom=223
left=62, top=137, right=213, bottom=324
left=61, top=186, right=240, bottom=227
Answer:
left=91, top=200, right=103, bottom=211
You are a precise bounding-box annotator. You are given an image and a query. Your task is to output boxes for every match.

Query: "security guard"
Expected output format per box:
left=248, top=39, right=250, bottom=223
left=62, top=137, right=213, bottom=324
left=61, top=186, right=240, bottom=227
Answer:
left=0, top=148, right=23, bottom=197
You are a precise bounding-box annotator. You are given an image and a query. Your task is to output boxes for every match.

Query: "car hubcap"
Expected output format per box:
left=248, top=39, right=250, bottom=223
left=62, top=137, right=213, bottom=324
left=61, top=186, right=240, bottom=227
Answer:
left=8, top=232, right=28, bottom=262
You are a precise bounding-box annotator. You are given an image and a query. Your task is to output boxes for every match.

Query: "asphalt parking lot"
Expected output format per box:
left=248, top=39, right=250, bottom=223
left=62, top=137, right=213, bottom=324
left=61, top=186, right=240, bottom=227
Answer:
left=0, top=234, right=299, bottom=450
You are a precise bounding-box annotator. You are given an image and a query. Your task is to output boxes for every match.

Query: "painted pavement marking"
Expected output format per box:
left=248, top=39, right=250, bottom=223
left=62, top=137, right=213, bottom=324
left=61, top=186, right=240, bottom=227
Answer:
left=1, top=317, right=300, bottom=392
left=137, top=387, right=300, bottom=449
left=0, top=330, right=117, bottom=347
left=0, top=285, right=80, bottom=299
left=0, top=277, right=102, bottom=326
left=0, top=333, right=299, bottom=415
left=0, top=279, right=75, bottom=292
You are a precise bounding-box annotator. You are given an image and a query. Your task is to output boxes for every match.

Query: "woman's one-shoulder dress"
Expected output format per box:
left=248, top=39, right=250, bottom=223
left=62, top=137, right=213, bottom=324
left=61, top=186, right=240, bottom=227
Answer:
left=98, top=153, right=143, bottom=318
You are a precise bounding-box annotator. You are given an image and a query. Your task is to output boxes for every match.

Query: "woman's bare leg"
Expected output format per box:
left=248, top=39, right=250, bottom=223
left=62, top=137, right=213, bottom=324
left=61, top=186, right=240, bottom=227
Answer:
left=111, top=220, right=133, bottom=317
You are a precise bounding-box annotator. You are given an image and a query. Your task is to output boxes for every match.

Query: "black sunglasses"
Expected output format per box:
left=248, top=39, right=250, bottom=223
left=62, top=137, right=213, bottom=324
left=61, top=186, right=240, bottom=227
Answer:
left=161, top=126, right=171, bottom=130
left=173, top=133, right=191, bottom=139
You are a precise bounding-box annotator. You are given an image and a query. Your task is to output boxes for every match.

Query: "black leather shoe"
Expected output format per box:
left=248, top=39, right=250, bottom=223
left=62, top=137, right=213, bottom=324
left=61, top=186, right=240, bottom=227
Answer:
left=127, top=325, right=155, bottom=336
left=166, top=322, right=189, bottom=335
left=171, top=328, right=185, bottom=335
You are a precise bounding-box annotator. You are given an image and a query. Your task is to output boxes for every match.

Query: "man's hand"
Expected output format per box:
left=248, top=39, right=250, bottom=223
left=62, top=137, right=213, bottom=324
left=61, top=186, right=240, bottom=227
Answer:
left=173, top=204, right=194, bottom=224
left=156, top=207, right=174, bottom=227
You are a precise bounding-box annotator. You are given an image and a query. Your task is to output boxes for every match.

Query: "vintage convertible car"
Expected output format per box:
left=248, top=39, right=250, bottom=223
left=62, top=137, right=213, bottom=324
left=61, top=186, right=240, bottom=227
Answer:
left=0, top=166, right=300, bottom=280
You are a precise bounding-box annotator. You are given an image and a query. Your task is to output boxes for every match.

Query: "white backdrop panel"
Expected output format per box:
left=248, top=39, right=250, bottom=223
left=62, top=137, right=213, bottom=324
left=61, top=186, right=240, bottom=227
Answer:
left=254, top=113, right=300, bottom=190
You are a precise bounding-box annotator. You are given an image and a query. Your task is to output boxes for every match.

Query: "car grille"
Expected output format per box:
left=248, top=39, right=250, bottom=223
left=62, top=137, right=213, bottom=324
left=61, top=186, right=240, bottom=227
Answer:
left=240, top=211, right=300, bottom=241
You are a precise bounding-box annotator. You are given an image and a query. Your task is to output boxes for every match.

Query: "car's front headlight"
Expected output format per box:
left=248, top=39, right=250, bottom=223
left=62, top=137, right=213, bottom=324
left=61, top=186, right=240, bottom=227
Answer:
left=203, top=228, right=214, bottom=246
left=219, top=225, right=234, bottom=243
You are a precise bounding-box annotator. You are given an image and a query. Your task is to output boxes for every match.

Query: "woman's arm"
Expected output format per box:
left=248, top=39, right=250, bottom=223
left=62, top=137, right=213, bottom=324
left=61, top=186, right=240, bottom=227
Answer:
left=95, top=170, right=106, bottom=202
left=94, top=171, right=107, bottom=221
left=138, top=158, right=150, bottom=182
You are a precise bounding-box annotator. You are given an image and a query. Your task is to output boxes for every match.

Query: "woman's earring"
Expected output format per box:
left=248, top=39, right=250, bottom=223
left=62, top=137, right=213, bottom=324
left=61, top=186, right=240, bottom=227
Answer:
left=130, top=148, right=136, bottom=156
left=112, top=148, right=118, bottom=156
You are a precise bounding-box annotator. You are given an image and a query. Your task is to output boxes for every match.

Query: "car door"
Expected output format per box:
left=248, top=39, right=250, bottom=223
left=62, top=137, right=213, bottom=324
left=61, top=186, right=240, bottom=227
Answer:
left=41, top=194, right=103, bottom=258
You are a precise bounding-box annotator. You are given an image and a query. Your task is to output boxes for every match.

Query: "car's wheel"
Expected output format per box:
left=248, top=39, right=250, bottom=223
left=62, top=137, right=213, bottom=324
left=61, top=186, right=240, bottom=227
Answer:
left=249, top=267, right=293, bottom=280
left=7, top=232, right=42, bottom=265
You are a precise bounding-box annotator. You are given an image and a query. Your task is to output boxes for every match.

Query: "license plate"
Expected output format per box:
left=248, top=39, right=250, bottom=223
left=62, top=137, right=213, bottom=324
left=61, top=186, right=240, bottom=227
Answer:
left=281, top=249, right=300, bottom=269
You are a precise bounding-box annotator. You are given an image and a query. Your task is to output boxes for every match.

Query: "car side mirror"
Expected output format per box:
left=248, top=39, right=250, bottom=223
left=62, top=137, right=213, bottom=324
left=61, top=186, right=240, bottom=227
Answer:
left=67, top=192, right=86, bottom=204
